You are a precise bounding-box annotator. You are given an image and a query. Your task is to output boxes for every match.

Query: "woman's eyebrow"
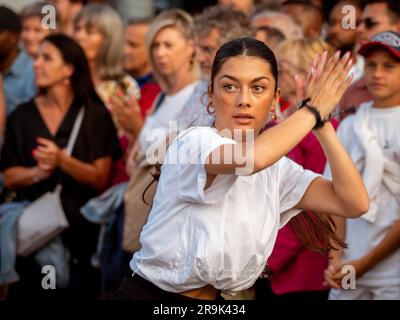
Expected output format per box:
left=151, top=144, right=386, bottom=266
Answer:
left=219, top=75, right=239, bottom=82
left=251, top=76, right=271, bottom=83
left=219, top=75, right=271, bottom=83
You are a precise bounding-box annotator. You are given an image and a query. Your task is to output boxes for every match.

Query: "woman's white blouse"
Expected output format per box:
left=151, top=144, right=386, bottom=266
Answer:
left=130, top=127, right=321, bottom=295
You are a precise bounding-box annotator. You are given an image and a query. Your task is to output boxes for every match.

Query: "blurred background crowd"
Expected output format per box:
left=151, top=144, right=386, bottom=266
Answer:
left=0, top=0, right=399, bottom=300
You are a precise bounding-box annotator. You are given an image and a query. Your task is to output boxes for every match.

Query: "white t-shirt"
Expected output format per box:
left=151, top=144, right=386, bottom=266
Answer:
left=139, top=81, right=199, bottom=156
left=331, top=103, right=400, bottom=287
left=130, top=127, right=321, bottom=295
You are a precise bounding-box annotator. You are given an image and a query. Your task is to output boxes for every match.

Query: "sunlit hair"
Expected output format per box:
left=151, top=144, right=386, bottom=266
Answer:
left=193, top=5, right=254, bottom=47
left=73, top=3, right=124, bottom=81
left=276, top=38, right=335, bottom=74
left=145, top=9, right=200, bottom=92
left=252, top=11, right=303, bottom=40
left=21, top=1, right=50, bottom=20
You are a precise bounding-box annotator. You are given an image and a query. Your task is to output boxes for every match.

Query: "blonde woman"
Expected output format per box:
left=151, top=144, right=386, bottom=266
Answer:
left=135, top=9, right=200, bottom=159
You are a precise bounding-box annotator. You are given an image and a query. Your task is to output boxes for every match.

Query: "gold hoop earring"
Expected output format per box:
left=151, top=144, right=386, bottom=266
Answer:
left=271, top=110, right=277, bottom=121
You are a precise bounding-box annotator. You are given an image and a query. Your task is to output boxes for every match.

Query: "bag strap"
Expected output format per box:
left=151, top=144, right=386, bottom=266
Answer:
left=54, top=106, right=85, bottom=194
left=65, top=106, right=85, bottom=156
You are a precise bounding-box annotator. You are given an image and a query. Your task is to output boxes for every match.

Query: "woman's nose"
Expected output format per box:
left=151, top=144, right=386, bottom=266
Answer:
left=237, top=89, right=251, bottom=107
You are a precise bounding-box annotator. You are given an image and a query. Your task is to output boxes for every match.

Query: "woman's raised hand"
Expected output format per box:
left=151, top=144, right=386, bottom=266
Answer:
left=295, top=50, right=354, bottom=120
left=109, top=87, right=143, bottom=137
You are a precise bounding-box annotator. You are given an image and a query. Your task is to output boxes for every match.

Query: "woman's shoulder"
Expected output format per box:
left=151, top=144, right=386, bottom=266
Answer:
left=7, top=99, right=36, bottom=123
left=175, top=127, right=231, bottom=144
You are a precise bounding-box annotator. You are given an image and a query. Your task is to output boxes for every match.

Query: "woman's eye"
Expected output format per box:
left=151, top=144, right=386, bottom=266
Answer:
left=223, top=84, right=237, bottom=92
left=252, top=85, right=265, bottom=93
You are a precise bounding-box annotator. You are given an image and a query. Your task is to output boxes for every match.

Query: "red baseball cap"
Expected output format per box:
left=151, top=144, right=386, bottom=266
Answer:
left=359, top=31, right=400, bottom=61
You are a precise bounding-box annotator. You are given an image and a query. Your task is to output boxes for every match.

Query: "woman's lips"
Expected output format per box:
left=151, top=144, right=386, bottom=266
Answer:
left=233, top=114, right=254, bottom=124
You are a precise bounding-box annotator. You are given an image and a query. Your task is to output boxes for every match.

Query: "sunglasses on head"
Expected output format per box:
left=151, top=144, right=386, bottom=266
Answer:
left=358, top=17, right=380, bottom=30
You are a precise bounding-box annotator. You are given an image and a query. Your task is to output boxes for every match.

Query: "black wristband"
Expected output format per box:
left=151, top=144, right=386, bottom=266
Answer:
left=298, top=98, right=330, bottom=129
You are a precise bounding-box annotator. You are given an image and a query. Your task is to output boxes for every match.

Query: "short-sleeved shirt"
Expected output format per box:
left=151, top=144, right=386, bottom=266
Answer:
left=0, top=98, right=122, bottom=257
left=130, top=127, right=320, bottom=295
left=327, top=102, right=400, bottom=287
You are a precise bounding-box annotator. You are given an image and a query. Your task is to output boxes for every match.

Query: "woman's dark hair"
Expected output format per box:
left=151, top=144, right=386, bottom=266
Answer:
left=38, top=33, right=103, bottom=110
left=210, top=37, right=279, bottom=93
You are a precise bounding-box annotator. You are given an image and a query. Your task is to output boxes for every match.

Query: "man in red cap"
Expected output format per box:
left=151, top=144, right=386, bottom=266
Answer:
left=324, top=31, right=400, bottom=300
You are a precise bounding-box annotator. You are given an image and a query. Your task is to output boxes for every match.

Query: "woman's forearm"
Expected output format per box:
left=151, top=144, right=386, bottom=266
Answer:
left=253, top=108, right=317, bottom=171
left=207, top=108, right=317, bottom=175
left=315, top=123, right=370, bottom=216
left=58, top=152, right=111, bottom=190
left=4, top=166, right=46, bottom=188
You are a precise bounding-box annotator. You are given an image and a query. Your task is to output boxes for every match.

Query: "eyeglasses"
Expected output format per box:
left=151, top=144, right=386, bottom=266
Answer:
left=358, top=17, right=380, bottom=30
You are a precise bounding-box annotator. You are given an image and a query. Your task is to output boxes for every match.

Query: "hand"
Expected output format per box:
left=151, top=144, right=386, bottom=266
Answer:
left=33, top=137, right=61, bottom=171
left=109, top=88, right=143, bottom=136
left=295, top=50, right=354, bottom=119
left=323, top=259, right=342, bottom=289
left=324, top=258, right=369, bottom=289
left=32, top=165, right=54, bottom=182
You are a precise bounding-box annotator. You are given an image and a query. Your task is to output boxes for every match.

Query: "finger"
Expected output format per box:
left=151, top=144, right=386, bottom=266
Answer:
left=307, top=64, right=318, bottom=96
left=319, top=50, right=341, bottom=85
left=315, top=51, right=328, bottom=78
left=335, top=56, right=354, bottom=86
left=109, top=95, right=125, bottom=109
left=115, top=86, right=125, bottom=98
left=329, top=52, right=352, bottom=88
left=294, top=74, right=305, bottom=103
left=36, top=137, right=52, bottom=146
left=33, top=150, right=48, bottom=159
left=305, top=55, right=319, bottom=87
left=336, top=73, right=354, bottom=98
left=324, top=275, right=340, bottom=289
left=36, top=146, right=51, bottom=153
left=125, top=92, right=138, bottom=104
left=332, top=272, right=345, bottom=281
